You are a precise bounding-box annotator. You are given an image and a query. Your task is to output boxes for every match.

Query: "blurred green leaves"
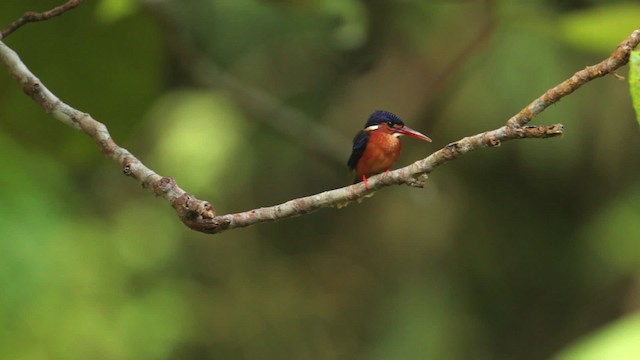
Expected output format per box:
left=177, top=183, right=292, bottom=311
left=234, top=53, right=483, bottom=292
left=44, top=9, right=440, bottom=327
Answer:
left=148, top=90, right=252, bottom=193
left=554, top=312, right=640, bottom=360
left=0, top=132, right=191, bottom=359
left=370, top=280, right=481, bottom=360
left=315, top=0, right=367, bottom=49
left=586, top=186, right=640, bottom=275
left=96, top=0, right=138, bottom=22
left=113, top=202, right=181, bottom=272
left=560, top=2, right=640, bottom=53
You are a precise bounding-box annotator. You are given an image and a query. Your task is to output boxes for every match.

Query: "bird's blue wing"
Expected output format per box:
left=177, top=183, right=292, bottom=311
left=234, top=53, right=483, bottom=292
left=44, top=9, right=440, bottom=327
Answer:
left=347, top=130, right=370, bottom=170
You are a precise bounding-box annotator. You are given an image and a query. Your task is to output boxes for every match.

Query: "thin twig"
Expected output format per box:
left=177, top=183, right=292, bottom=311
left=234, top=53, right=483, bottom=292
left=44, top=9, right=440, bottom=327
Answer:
left=0, top=0, right=83, bottom=39
left=0, top=21, right=638, bottom=233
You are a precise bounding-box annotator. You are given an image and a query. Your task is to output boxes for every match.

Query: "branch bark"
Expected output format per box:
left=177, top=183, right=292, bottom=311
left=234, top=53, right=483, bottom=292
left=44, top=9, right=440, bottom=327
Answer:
left=1, top=4, right=638, bottom=234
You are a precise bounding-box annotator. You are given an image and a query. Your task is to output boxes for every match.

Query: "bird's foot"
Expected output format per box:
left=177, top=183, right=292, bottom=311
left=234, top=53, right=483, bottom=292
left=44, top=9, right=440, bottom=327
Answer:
left=362, top=175, right=369, bottom=189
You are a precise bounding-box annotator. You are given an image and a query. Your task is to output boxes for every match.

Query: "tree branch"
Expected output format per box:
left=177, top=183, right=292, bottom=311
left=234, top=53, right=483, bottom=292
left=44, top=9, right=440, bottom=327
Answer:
left=0, top=0, right=83, bottom=39
left=1, top=4, right=638, bottom=234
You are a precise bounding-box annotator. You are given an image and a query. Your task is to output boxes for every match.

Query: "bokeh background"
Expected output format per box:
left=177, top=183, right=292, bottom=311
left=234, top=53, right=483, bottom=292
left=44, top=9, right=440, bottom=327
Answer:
left=1, top=0, right=640, bottom=359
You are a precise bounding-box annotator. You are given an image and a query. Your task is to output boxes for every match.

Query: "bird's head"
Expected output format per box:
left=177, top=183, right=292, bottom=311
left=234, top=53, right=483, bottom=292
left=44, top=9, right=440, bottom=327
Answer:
left=363, top=110, right=431, bottom=142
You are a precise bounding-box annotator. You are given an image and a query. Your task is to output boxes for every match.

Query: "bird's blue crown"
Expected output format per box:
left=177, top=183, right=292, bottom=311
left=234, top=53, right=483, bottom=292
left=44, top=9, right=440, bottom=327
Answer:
left=365, top=110, right=405, bottom=128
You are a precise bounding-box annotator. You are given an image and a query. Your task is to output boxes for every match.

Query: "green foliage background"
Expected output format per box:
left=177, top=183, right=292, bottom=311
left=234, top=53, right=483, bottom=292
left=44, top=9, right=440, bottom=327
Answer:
left=1, top=0, right=639, bottom=359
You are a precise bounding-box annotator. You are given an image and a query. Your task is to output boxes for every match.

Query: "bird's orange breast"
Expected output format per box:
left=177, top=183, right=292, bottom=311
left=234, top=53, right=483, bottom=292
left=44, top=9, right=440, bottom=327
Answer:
left=355, top=131, right=402, bottom=178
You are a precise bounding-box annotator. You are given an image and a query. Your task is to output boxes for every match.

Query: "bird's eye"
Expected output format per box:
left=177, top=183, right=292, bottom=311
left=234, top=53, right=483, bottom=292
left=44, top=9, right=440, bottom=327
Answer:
left=387, top=121, right=394, bottom=127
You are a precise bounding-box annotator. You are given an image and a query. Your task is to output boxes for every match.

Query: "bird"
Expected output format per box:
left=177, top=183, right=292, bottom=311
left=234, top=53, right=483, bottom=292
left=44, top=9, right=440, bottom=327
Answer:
left=347, top=110, right=431, bottom=188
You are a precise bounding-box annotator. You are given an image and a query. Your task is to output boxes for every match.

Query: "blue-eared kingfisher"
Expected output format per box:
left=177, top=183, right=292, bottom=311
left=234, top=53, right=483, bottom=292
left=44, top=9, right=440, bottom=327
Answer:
left=347, top=110, right=431, bottom=188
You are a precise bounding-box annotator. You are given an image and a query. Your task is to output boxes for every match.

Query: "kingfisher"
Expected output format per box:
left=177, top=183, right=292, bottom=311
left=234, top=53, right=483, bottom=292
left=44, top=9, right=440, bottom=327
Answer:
left=347, top=110, right=431, bottom=188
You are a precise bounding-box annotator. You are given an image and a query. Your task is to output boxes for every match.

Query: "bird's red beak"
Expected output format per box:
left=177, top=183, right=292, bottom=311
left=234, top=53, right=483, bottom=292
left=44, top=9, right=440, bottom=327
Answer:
left=394, top=126, right=432, bottom=142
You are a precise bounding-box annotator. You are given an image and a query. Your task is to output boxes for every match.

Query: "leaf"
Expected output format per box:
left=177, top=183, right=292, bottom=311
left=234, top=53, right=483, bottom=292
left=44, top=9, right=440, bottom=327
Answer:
left=630, top=50, right=640, bottom=125
left=553, top=312, right=640, bottom=360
